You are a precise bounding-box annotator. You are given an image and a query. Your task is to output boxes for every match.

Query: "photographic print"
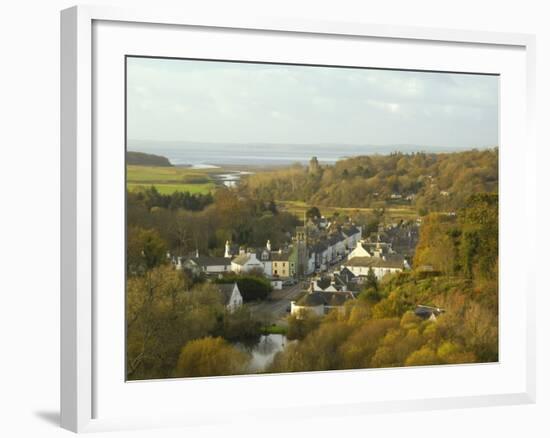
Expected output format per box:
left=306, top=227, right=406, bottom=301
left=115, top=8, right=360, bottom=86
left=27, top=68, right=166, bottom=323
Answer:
left=125, top=57, right=498, bottom=380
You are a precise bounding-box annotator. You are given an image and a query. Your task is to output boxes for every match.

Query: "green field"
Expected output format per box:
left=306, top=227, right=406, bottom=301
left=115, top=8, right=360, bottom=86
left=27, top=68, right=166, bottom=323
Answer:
left=127, top=165, right=419, bottom=222
left=278, top=200, right=418, bottom=222
left=127, top=165, right=216, bottom=195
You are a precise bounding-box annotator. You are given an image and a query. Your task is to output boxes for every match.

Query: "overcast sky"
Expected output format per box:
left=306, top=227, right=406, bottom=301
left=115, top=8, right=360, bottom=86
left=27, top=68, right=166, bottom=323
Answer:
left=127, top=57, right=498, bottom=148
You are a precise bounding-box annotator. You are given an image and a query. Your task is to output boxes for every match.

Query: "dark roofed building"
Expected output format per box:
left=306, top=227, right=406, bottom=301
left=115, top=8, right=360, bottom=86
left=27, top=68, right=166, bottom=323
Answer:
left=344, top=256, right=405, bottom=279
left=339, top=267, right=356, bottom=283
left=215, top=283, right=243, bottom=311
left=291, top=290, right=355, bottom=317
left=183, top=256, right=231, bottom=275
left=414, top=305, right=444, bottom=321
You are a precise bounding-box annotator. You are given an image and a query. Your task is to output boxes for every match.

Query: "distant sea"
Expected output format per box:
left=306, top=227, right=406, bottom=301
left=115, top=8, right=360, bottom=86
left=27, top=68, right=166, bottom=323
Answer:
left=127, top=139, right=486, bottom=167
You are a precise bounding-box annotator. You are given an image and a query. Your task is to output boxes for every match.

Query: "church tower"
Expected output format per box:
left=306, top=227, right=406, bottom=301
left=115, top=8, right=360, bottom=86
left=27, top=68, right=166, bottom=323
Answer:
left=224, top=240, right=231, bottom=258
left=295, top=226, right=308, bottom=277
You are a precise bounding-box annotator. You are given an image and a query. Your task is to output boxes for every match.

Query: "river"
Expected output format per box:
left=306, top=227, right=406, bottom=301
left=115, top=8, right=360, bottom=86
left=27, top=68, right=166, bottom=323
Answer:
left=235, top=334, right=289, bottom=373
left=215, top=170, right=253, bottom=188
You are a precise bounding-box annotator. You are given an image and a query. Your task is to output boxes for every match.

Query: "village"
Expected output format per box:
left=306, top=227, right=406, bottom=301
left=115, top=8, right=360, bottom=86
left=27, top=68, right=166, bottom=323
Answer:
left=171, top=215, right=423, bottom=323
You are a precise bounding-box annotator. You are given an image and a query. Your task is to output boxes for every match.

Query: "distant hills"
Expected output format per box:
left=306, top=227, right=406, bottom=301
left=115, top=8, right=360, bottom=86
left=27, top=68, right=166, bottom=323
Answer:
left=127, top=139, right=493, bottom=167
left=127, top=151, right=172, bottom=167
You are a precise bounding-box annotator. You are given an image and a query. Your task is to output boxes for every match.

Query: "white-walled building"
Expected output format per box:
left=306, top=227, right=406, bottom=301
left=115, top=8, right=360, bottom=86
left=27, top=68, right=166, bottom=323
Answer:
left=182, top=256, right=232, bottom=275
left=347, top=241, right=372, bottom=260
left=231, top=252, right=264, bottom=274
left=343, top=256, right=406, bottom=279
left=291, top=291, right=355, bottom=317
left=216, top=283, right=243, bottom=312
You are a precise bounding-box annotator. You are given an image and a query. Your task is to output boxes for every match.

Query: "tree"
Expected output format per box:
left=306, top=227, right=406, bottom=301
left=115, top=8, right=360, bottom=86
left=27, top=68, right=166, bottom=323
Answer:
left=174, top=337, right=249, bottom=377
left=215, top=273, right=272, bottom=302
left=126, top=267, right=224, bottom=380
left=360, top=268, right=381, bottom=302
left=413, top=214, right=458, bottom=275
left=365, top=267, right=378, bottom=291
left=458, top=193, right=498, bottom=280
left=127, top=226, right=167, bottom=275
left=286, top=311, right=322, bottom=340
left=404, top=346, right=439, bottom=366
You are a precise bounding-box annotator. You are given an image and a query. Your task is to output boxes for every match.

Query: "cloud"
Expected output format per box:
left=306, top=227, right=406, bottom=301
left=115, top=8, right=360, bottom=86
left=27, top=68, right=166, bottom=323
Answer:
left=126, top=57, right=498, bottom=147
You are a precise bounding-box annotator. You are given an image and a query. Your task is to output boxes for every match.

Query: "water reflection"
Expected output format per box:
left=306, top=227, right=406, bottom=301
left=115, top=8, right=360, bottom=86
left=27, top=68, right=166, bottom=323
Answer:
left=235, top=334, right=289, bottom=373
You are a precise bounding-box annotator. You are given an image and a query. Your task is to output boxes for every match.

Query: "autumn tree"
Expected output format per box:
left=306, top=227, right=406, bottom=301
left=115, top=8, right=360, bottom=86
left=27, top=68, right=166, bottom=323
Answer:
left=174, top=337, right=249, bottom=377
left=127, top=226, right=168, bottom=275
left=126, top=266, right=224, bottom=380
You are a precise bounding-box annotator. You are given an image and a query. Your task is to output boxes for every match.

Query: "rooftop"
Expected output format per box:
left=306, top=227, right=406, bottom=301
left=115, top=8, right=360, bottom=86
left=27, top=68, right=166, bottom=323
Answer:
left=186, top=256, right=231, bottom=267
left=344, top=256, right=404, bottom=269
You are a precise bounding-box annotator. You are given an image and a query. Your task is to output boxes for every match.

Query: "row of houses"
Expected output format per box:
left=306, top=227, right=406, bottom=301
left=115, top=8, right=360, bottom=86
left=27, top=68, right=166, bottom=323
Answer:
left=174, top=223, right=363, bottom=280
left=289, top=226, right=418, bottom=316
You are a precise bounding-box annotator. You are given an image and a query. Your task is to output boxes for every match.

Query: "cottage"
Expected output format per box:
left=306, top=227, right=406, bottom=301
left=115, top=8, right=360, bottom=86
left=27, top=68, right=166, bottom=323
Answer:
left=291, top=291, right=355, bottom=317
left=182, top=256, right=232, bottom=276
left=344, top=256, right=406, bottom=279
left=216, top=283, right=243, bottom=312
left=231, top=252, right=264, bottom=274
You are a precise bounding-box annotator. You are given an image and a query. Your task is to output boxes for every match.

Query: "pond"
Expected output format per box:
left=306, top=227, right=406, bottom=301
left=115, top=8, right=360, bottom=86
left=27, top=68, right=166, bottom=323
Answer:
left=235, top=334, right=290, bottom=373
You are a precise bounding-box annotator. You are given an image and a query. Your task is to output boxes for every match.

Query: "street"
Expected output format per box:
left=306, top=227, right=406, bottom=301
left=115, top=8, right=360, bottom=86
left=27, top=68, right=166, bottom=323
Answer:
left=249, top=282, right=304, bottom=323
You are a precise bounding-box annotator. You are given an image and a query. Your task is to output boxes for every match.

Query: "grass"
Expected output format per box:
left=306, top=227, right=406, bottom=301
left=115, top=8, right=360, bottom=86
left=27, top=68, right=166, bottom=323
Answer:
left=127, top=165, right=419, bottom=221
left=278, top=200, right=419, bottom=222
left=127, top=165, right=217, bottom=195
left=128, top=183, right=215, bottom=195
left=262, top=324, right=288, bottom=335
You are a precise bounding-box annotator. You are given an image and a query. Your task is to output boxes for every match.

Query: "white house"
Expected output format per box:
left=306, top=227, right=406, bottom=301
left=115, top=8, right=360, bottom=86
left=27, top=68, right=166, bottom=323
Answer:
left=343, top=256, right=405, bottom=279
left=231, top=252, right=265, bottom=274
left=216, top=283, right=243, bottom=312
left=258, top=247, right=273, bottom=276
left=182, top=256, right=232, bottom=275
left=347, top=241, right=372, bottom=260
left=291, top=291, right=355, bottom=318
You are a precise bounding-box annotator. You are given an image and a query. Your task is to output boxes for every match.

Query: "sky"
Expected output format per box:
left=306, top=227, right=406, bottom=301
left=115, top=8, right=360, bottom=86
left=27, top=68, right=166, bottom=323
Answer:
left=126, top=57, right=498, bottom=148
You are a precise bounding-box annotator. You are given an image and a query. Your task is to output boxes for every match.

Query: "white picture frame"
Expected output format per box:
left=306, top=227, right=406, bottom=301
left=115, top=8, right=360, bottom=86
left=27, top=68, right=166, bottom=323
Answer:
left=60, top=5, right=536, bottom=433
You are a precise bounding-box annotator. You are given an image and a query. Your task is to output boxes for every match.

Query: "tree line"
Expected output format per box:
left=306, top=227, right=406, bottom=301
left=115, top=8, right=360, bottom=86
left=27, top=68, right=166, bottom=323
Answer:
left=239, top=149, right=498, bottom=213
left=128, top=186, right=300, bottom=259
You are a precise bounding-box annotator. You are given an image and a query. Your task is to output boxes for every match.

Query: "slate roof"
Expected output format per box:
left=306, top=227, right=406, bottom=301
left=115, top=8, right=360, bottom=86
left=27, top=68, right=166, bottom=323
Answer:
left=342, top=225, right=360, bottom=237
left=186, top=256, right=231, bottom=267
left=328, top=233, right=345, bottom=246
left=414, top=305, right=444, bottom=320
left=296, top=291, right=355, bottom=307
left=339, top=267, right=356, bottom=280
left=309, top=242, right=328, bottom=253
left=231, top=254, right=251, bottom=266
left=216, top=283, right=238, bottom=305
left=271, top=251, right=291, bottom=262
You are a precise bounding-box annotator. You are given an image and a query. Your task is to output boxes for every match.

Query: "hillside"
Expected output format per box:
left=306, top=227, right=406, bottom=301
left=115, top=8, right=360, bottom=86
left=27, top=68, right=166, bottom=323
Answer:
left=127, top=151, right=173, bottom=167
left=240, top=148, right=498, bottom=213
